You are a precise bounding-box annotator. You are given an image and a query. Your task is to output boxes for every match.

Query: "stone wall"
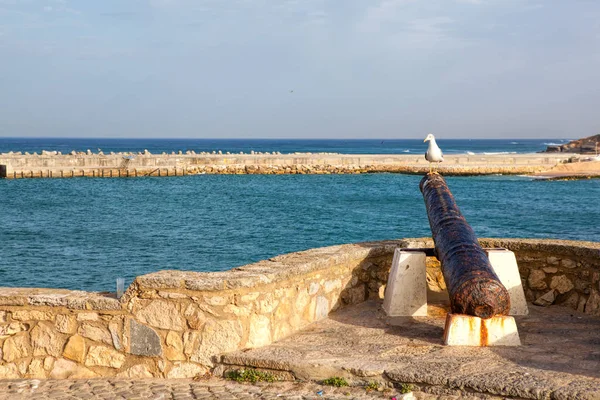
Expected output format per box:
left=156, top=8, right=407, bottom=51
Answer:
left=0, top=238, right=598, bottom=379
left=0, top=152, right=571, bottom=179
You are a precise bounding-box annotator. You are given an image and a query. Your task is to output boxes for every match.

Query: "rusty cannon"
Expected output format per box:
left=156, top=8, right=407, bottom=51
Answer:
left=419, top=173, right=510, bottom=319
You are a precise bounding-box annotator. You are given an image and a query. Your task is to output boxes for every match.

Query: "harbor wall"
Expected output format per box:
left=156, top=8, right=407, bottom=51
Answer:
left=0, top=238, right=598, bottom=379
left=0, top=153, right=572, bottom=178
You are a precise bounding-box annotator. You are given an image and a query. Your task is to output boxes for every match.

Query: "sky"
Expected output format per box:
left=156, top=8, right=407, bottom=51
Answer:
left=0, top=0, right=599, bottom=139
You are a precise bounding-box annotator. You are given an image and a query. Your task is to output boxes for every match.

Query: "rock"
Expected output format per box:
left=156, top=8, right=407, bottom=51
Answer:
left=108, top=322, right=122, bottom=350
left=117, top=364, right=154, bottom=378
left=129, top=319, right=162, bottom=357
left=585, top=289, right=600, bottom=316
left=239, top=292, right=260, bottom=303
left=191, top=319, right=242, bottom=366
left=30, top=322, right=65, bottom=357
left=259, top=296, right=279, bottom=314
left=247, top=315, right=271, bottom=348
left=55, top=315, right=77, bottom=334
left=183, top=331, right=200, bottom=356
left=27, top=358, right=47, bottom=378
left=342, top=285, right=366, bottom=304
left=542, top=267, right=558, bottom=274
left=0, top=363, right=20, bottom=378
left=527, top=270, right=547, bottom=290
left=3, top=334, right=30, bottom=362
left=563, top=292, right=580, bottom=309
left=63, top=335, right=86, bottom=363
left=547, top=257, right=559, bottom=265
left=0, top=322, right=30, bottom=337
left=561, top=259, right=577, bottom=269
left=134, top=300, right=186, bottom=330
left=78, top=323, right=112, bottom=345
left=50, top=358, right=97, bottom=379
left=165, top=331, right=185, bottom=361
left=167, top=362, right=208, bottom=379
left=85, top=345, right=126, bottom=368
left=534, top=290, right=556, bottom=306
left=76, top=312, right=99, bottom=321
left=315, top=296, right=329, bottom=320
left=223, top=304, right=250, bottom=317
left=11, top=310, right=54, bottom=321
left=184, top=304, right=206, bottom=330
left=0, top=311, right=5, bottom=323
left=550, top=275, right=575, bottom=294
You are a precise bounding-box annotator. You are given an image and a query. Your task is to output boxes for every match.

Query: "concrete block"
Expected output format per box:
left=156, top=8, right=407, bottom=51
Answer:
left=383, top=250, right=427, bottom=317
left=443, top=314, right=521, bottom=346
left=487, top=249, right=529, bottom=315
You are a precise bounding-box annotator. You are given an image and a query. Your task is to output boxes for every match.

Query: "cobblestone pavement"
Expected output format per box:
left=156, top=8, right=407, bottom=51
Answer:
left=0, top=378, right=485, bottom=400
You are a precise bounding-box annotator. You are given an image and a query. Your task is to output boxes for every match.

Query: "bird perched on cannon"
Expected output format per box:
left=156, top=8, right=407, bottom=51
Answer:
left=424, top=133, right=444, bottom=173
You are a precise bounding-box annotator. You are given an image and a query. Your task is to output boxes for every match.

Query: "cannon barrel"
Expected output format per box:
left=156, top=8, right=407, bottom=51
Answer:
left=419, top=173, right=510, bottom=319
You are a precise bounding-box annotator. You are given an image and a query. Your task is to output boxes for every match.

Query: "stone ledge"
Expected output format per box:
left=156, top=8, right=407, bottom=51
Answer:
left=0, top=288, right=121, bottom=310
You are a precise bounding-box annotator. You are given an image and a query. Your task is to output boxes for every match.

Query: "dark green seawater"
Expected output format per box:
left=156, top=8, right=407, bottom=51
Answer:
left=1, top=174, right=598, bottom=292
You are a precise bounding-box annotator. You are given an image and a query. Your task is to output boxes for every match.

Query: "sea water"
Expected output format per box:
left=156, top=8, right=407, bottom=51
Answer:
left=0, top=173, right=598, bottom=292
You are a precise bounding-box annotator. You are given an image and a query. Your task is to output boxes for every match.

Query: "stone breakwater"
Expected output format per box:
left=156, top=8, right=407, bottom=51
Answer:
left=0, top=238, right=598, bottom=380
left=0, top=151, right=573, bottom=178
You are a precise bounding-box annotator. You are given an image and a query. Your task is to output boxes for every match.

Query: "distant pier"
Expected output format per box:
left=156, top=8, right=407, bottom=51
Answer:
left=0, top=150, right=577, bottom=179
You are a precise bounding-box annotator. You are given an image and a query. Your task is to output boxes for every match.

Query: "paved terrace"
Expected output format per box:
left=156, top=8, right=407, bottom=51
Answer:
left=218, top=301, right=600, bottom=400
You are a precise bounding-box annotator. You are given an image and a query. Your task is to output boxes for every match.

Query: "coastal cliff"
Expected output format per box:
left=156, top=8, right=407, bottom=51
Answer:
left=544, top=134, right=600, bottom=154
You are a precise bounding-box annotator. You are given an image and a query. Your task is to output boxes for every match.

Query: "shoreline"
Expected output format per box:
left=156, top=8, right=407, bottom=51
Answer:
left=1, top=151, right=599, bottom=179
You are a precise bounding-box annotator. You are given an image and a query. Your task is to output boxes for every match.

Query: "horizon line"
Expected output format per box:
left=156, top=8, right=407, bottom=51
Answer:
left=0, top=136, right=573, bottom=141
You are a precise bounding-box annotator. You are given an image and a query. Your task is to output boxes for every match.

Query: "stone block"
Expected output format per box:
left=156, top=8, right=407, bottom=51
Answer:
left=3, top=333, right=30, bottom=362
left=184, top=304, right=207, bottom=329
left=85, top=345, right=126, bottom=368
left=167, top=362, right=208, bottom=378
left=128, top=319, right=162, bottom=357
left=11, top=310, right=54, bottom=321
left=0, top=363, right=20, bottom=378
left=0, top=322, right=29, bottom=338
left=78, top=323, right=112, bottom=345
left=528, top=269, right=547, bottom=290
left=443, top=314, right=521, bottom=346
left=165, top=331, right=185, bottom=361
left=383, top=250, right=427, bottom=317
left=533, top=290, right=556, bottom=306
left=30, top=322, right=65, bottom=357
left=55, top=315, right=77, bottom=334
left=50, top=358, right=97, bottom=379
left=246, top=315, right=271, bottom=348
left=63, top=335, right=86, bottom=363
left=550, top=275, right=575, bottom=294
left=134, top=300, right=186, bottom=330
left=27, top=358, right=47, bottom=378
left=487, top=249, right=529, bottom=315
left=117, top=364, right=154, bottom=378
left=191, top=319, right=242, bottom=366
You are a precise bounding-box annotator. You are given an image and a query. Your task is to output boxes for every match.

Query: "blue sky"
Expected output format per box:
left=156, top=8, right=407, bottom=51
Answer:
left=0, top=0, right=599, bottom=139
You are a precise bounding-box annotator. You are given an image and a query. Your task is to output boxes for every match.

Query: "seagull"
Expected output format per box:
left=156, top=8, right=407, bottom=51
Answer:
left=424, top=133, right=444, bottom=173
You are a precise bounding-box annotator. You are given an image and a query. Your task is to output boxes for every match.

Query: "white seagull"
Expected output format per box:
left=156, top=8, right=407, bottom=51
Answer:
left=424, top=133, right=444, bottom=173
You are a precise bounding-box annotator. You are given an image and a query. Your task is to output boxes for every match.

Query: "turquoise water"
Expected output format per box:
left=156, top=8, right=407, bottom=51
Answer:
left=0, top=174, right=598, bottom=292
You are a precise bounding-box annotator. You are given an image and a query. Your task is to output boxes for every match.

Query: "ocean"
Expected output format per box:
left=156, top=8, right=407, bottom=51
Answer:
left=0, top=137, right=572, bottom=155
left=0, top=138, right=597, bottom=292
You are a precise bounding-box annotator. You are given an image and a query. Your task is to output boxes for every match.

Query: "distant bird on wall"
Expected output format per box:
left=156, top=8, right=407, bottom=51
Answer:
left=424, top=133, right=444, bottom=173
